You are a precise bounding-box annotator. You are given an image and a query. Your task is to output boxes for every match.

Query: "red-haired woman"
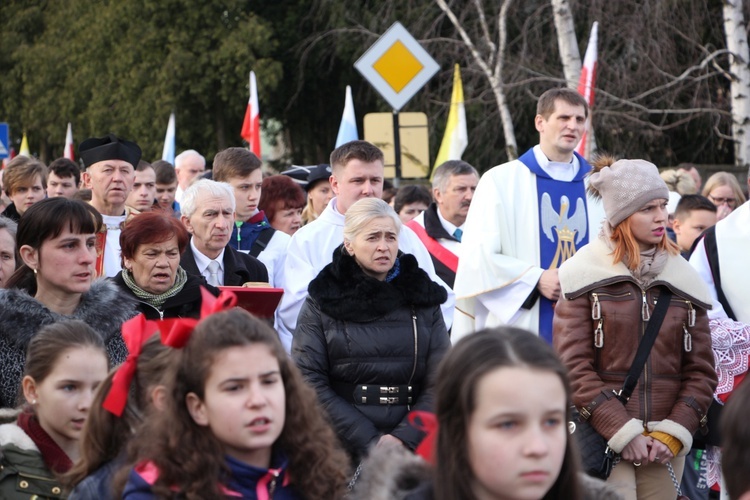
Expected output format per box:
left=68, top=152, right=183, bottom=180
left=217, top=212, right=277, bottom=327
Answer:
left=113, top=211, right=218, bottom=319
left=259, top=175, right=306, bottom=236
left=553, top=157, right=717, bottom=499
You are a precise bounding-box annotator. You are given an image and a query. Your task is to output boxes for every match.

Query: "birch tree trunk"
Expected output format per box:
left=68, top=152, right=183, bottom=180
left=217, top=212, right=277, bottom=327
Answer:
left=723, top=0, right=750, bottom=171
left=550, top=0, right=581, bottom=87
left=435, top=0, right=518, bottom=159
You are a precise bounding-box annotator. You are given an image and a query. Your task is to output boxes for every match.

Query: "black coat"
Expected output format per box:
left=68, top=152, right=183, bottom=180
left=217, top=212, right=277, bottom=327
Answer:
left=111, top=271, right=220, bottom=320
left=0, top=280, right=137, bottom=407
left=180, top=238, right=268, bottom=286
left=292, top=246, right=450, bottom=461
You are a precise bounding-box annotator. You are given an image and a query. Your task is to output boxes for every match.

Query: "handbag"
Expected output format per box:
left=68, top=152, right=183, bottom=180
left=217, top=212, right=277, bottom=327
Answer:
left=570, top=289, right=673, bottom=480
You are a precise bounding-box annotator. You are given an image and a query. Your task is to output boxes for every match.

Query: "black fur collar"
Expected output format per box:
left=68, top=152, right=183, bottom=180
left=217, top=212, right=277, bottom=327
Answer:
left=308, top=245, right=447, bottom=322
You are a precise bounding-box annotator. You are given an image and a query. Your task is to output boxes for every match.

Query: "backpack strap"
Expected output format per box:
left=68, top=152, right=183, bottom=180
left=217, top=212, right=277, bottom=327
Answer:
left=700, top=227, right=737, bottom=321
left=250, top=227, right=275, bottom=258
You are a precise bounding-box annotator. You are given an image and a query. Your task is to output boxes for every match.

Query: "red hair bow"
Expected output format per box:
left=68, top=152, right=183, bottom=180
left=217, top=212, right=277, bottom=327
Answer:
left=409, top=411, right=439, bottom=464
left=157, top=287, right=238, bottom=348
left=102, top=314, right=159, bottom=416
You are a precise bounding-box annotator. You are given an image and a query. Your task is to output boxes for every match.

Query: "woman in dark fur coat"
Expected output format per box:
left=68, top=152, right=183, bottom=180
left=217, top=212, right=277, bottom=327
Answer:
left=0, top=198, right=137, bottom=408
left=292, top=197, right=451, bottom=462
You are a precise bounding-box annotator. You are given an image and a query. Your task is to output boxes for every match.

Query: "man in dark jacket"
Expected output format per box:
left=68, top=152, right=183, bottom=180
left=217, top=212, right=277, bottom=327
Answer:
left=179, top=179, right=268, bottom=286
left=407, top=160, right=478, bottom=288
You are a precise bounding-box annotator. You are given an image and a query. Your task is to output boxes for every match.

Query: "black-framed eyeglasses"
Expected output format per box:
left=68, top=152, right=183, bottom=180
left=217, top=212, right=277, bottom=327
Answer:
left=708, top=194, right=737, bottom=207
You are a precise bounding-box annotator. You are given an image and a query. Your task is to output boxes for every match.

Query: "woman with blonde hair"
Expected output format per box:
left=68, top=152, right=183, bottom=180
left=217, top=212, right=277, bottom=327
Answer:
left=553, top=156, right=717, bottom=499
left=701, top=171, right=746, bottom=221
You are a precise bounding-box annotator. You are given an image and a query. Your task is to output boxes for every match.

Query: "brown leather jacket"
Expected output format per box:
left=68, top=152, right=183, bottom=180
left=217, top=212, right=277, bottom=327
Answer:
left=553, top=238, right=717, bottom=455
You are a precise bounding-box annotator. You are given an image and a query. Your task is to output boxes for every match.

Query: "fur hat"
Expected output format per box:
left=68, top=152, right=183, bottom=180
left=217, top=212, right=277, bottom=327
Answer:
left=588, top=156, right=670, bottom=226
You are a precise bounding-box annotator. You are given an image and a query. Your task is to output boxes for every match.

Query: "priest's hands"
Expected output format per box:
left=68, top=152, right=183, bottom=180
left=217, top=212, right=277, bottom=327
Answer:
left=537, top=269, right=561, bottom=301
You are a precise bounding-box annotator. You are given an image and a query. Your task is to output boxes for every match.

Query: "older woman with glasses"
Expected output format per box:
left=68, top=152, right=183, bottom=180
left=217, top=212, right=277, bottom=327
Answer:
left=702, top=172, right=746, bottom=221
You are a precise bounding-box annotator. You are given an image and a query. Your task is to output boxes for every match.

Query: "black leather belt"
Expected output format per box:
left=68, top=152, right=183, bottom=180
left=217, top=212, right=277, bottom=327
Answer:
left=332, top=382, right=418, bottom=406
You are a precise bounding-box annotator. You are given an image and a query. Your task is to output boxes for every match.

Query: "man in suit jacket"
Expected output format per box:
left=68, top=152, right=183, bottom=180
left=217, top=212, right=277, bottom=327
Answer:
left=180, top=179, right=268, bottom=286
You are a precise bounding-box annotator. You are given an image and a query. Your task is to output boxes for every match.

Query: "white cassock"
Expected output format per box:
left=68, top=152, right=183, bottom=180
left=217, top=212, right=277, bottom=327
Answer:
left=452, top=146, right=605, bottom=341
left=276, top=197, right=455, bottom=352
left=689, top=201, right=750, bottom=323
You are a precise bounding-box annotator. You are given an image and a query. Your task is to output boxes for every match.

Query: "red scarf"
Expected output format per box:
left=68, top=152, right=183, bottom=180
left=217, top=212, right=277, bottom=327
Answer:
left=248, top=210, right=267, bottom=224
left=17, top=410, right=73, bottom=474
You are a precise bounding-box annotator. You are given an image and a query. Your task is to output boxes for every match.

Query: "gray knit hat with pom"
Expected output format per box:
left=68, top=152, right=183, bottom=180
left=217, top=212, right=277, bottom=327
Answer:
left=589, top=159, right=670, bottom=226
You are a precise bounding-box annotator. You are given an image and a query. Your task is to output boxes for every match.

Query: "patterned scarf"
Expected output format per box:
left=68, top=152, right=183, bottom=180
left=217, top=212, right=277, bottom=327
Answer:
left=121, top=266, right=188, bottom=310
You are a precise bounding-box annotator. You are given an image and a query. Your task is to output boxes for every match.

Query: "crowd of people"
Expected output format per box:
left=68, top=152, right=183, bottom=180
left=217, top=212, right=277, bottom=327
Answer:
left=0, top=86, right=748, bottom=499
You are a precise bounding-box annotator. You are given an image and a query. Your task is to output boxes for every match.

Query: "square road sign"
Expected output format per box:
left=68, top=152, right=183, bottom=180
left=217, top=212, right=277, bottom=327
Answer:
left=355, top=22, right=440, bottom=111
left=0, top=123, right=9, bottom=159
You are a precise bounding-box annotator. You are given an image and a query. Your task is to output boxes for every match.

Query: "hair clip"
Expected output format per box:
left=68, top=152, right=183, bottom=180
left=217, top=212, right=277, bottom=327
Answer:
left=102, top=314, right=159, bottom=416
left=158, top=287, right=238, bottom=349
left=408, top=411, right=438, bottom=464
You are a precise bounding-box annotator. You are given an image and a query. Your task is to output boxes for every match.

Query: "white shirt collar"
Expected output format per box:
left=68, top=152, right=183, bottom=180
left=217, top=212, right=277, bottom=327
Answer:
left=533, top=145, right=580, bottom=182
left=190, top=237, right=225, bottom=273
left=436, top=206, right=461, bottom=235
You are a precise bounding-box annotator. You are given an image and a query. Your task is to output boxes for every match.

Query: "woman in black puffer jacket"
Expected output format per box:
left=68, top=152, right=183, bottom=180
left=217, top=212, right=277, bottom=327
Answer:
left=292, top=197, right=450, bottom=462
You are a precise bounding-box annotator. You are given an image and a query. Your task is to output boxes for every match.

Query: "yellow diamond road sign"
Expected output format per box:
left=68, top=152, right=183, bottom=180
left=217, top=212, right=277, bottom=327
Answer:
left=355, top=22, right=439, bottom=111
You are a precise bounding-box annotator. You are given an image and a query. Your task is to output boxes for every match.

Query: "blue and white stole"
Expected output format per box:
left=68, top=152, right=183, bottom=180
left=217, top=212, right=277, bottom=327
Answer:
left=518, top=148, right=592, bottom=343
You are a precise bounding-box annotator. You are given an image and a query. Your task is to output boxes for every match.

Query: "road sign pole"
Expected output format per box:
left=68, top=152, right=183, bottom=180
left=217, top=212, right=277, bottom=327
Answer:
left=392, top=110, right=401, bottom=185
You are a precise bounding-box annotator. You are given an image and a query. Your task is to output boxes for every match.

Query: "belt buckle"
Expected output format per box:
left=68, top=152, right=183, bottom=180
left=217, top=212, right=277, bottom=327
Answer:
left=380, top=397, right=399, bottom=404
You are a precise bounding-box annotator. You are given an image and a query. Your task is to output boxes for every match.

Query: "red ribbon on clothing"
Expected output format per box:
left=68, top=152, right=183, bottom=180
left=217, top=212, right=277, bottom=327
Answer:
left=157, top=287, right=238, bottom=348
left=408, top=410, right=439, bottom=464
left=102, top=314, right=160, bottom=416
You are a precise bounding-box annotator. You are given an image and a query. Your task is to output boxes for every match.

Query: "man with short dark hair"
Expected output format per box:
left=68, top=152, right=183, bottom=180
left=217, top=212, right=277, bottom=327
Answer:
left=277, top=140, right=454, bottom=352
left=212, top=147, right=289, bottom=289
left=80, top=133, right=141, bottom=277
left=126, top=161, right=157, bottom=212
left=152, top=160, right=180, bottom=217
left=407, top=160, right=478, bottom=288
left=672, top=194, right=717, bottom=258
left=453, top=88, right=605, bottom=342
left=47, top=157, right=80, bottom=198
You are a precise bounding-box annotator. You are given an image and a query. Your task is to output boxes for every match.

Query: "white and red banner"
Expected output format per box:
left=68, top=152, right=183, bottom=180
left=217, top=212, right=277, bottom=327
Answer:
left=576, top=21, right=598, bottom=159
left=241, top=71, right=261, bottom=158
left=64, top=122, right=74, bottom=161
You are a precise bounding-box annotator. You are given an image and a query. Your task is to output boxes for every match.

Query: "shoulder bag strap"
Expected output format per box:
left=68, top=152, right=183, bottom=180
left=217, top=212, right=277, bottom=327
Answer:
left=701, top=227, right=738, bottom=321
left=618, top=288, right=673, bottom=403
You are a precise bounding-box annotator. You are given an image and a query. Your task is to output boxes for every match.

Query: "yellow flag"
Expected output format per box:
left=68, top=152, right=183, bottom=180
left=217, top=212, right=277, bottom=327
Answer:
left=19, top=133, right=30, bottom=156
left=432, top=64, right=468, bottom=176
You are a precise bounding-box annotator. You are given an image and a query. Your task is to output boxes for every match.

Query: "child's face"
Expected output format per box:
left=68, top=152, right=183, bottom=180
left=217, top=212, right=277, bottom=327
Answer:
left=673, top=209, right=717, bottom=253
left=24, top=347, right=108, bottom=453
left=187, top=344, right=286, bottom=469
left=467, top=367, right=567, bottom=500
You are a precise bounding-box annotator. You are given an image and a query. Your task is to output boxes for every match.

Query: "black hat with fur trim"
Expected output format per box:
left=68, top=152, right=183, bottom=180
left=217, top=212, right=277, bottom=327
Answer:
left=79, top=134, right=142, bottom=170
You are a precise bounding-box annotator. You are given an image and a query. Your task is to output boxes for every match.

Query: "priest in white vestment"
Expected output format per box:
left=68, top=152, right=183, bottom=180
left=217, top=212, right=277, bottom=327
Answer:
left=453, top=89, right=605, bottom=342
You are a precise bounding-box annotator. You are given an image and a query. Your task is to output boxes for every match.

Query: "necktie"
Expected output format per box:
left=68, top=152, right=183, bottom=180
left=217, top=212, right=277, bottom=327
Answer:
left=206, top=260, right=221, bottom=286
left=453, top=228, right=463, bottom=242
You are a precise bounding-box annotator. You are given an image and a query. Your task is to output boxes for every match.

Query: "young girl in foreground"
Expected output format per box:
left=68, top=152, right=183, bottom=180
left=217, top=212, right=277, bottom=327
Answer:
left=0, top=320, right=109, bottom=499
left=67, top=332, right=176, bottom=499
left=353, top=327, right=621, bottom=500
left=123, top=308, right=350, bottom=499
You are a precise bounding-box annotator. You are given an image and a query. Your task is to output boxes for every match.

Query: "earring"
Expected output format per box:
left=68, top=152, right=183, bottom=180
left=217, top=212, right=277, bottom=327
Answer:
left=32, top=268, right=37, bottom=275
left=31, top=399, right=36, bottom=405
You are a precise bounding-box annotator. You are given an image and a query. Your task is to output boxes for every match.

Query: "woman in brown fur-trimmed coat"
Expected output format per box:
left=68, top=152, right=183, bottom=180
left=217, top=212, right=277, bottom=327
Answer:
left=553, top=157, right=717, bottom=499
